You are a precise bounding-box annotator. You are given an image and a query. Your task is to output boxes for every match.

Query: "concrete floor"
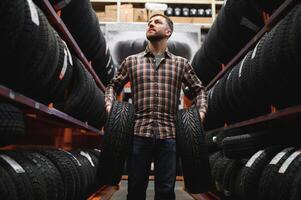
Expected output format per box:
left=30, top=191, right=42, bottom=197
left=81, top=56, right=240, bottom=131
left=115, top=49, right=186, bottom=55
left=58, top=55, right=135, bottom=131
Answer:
left=110, top=180, right=194, bottom=200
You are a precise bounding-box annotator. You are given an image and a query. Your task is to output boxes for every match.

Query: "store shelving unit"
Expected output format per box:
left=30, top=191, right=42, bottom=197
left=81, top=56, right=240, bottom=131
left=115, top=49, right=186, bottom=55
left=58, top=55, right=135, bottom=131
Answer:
left=91, top=0, right=223, bottom=25
left=0, top=0, right=106, bottom=148
left=190, top=0, right=298, bottom=199
left=206, top=0, right=296, bottom=90
left=0, top=0, right=112, bottom=197
left=204, top=0, right=299, bottom=137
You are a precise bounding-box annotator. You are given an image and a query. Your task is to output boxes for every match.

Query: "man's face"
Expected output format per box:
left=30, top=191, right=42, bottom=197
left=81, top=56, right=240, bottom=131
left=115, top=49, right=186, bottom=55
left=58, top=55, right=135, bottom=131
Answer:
left=146, top=15, right=171, bottom=42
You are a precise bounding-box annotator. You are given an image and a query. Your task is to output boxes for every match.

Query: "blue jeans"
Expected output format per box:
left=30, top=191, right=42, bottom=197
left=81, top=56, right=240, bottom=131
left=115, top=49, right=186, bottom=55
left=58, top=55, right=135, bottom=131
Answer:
left=127, top=135, right=177, bottom=200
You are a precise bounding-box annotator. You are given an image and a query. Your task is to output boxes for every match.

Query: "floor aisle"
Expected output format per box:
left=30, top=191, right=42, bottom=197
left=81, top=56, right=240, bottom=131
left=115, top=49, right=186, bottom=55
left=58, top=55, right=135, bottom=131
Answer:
left=110, top=180, right=194, bottom=199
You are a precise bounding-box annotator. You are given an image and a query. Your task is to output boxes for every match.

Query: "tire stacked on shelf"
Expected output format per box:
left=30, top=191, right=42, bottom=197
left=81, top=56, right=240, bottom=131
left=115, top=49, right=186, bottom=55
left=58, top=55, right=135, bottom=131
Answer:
left=0, top=148, right=102, bottom=200
left=191, top=0, right=264, bottom=86
left=204, top=3, right=301, bottom=130
left=54, top=55, right=106, bottom=128
left=259, top=3, right=301, bottom=109
left=0, top=152, right=35, bottom=200
left=51, top=0, right=116, bottom=86
left=208, top=140, right=301, bottom=200
left=0, top=0, right=73, bottom=105
left=0, top=103, right=25, bottom=147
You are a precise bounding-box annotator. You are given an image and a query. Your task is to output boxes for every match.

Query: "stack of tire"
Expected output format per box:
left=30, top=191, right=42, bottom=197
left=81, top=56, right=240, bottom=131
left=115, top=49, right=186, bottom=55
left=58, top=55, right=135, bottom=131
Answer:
left=204, top=2, right=301, bottom=130
left=0, top=103, right=25, bottom=147
left=0, top=0, right=73, bottom=105
left=0, top=148, right=102, bottom=200
left=53, top=55, right=106, bottom=128
left=191, top=0, right=266, bottom=86
left=206, top=125, right=301, bottom=200
left=43, top=0, right=116, bottom=86
left=0, top=0, right=106, bottom=128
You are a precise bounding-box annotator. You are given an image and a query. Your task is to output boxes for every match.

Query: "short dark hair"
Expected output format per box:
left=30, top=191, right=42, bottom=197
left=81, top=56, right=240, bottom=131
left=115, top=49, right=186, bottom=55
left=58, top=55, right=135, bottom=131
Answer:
left=149, top=13, right=174, bottom=35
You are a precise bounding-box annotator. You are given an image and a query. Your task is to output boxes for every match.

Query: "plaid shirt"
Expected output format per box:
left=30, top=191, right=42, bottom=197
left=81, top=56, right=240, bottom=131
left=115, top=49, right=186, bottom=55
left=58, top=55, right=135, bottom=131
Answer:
left=105, top=47, right=207, bottom=139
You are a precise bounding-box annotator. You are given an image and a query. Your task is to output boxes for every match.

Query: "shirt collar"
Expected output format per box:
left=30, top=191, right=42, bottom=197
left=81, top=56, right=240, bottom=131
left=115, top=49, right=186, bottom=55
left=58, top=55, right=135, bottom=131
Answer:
left=143, top=45, right=172, bottom=59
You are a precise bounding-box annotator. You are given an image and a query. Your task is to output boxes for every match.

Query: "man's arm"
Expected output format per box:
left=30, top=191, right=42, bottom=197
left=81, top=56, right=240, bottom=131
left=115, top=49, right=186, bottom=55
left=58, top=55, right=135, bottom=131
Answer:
left=182, top=59, right=208, bottom=123
left=104, top=59, right=129, bottom=114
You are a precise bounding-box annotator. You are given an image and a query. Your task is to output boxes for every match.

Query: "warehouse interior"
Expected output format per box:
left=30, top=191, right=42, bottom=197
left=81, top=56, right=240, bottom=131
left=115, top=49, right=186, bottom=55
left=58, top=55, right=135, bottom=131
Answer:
left=0, top=0, right=300, bottom=199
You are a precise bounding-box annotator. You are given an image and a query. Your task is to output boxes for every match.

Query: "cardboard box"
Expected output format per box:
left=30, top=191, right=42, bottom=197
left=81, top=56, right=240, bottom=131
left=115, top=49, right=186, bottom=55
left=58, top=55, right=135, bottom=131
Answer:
left=96, top=12, right=106, bottom=21
left=105, top=5, right=117, bottom=21
left=120, top=7, right=134, bottom=22
left=148, top=10, right=165, bottom=20
left=105, top=4, right=134, bottom=22
left=169, top=16, right=213, bottom=24
left=192, top=17, right=213, bottom=24
left=134, top=8, right=148, bottom=22
left=169, top=16, right=191, bottom=23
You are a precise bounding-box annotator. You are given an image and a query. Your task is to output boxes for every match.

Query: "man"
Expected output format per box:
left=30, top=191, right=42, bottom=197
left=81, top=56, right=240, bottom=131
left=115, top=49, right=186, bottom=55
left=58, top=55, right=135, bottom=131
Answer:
left=104, top=14, right=207, bottom=200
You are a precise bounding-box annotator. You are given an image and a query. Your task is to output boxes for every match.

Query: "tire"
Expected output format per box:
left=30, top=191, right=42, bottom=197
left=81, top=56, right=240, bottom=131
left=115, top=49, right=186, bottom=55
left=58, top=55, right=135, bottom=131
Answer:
left=176, top=106, right=211, bottom=193
left=100, top=101, right=134, bottom=185
left=0, top=103, right=25, bottom=147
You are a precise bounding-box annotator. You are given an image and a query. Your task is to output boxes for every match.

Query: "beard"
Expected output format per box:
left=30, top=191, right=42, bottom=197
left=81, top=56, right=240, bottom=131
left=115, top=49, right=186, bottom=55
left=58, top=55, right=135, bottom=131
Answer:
left=146, top=32, right=166, bottom=42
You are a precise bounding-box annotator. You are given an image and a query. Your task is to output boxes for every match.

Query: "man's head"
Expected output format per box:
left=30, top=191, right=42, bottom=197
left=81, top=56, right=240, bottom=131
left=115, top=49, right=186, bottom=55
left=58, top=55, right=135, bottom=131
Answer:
left=146, top=14, right=174, bottom=42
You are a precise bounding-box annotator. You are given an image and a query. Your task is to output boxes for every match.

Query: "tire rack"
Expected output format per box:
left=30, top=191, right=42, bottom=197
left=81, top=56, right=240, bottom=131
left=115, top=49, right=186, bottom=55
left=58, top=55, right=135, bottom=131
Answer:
left=193, top=0, right=299, bottom=199
left=39, top=0, right=106, bottom=92
left=204, top=0, right=299, bottom=134
left=0, top=0, right=107, bottom=140
left=0, top=0, right=116, bottom=198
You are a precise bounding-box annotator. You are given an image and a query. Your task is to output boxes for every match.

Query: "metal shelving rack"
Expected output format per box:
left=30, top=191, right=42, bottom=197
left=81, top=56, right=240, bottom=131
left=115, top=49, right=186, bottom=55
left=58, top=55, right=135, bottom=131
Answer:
left=0, top=0, right=106, bottom=143
left=195, top=0, right=298, bottom=199
left=205, top=0, right=299, bottom=136
left=91, top=0, right=223, bottom=24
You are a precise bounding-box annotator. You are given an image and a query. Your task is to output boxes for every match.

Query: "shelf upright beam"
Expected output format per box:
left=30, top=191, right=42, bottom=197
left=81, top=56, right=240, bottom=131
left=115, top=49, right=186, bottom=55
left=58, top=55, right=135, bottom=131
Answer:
left=206, top=0, right=297, bottom=90
left=40, top=0, right=106, bottom=92
left=117, top=0, right=121, bottom=22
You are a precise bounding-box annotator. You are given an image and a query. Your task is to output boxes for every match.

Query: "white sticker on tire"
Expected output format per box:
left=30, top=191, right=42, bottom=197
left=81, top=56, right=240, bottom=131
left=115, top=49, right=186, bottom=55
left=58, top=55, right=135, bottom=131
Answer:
left=278, top=151, right=301, bottom=174
left=251, top=40, right=260, bottom=59
left=269, top=147, right=294, bottom=165
left=245, top=150, right=264, bottom=167
left=105, top=56, right=112, bottom=69
left=65, top=151, right=82, bottom=166
left=59, top=48, right=68, bottom=80
left=61, top=40, right=73, bottom=66
left=238, top=54, right=248, bottom=78
left=0, top=154, right=25, bottom=173
left=27, top=0, right=39, bottom=26
left=80, top=151, right=95, bottom=167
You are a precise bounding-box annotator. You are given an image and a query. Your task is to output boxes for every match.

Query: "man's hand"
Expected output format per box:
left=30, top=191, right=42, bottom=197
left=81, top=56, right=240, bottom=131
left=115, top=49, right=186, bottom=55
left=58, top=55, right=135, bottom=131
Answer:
left=199, top=111, right=205, bottom=124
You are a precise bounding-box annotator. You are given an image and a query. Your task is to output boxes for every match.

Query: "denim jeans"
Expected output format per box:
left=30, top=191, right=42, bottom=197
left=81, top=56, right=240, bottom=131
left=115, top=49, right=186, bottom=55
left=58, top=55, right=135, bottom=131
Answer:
left=127, top=135, right=177, bottom=200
